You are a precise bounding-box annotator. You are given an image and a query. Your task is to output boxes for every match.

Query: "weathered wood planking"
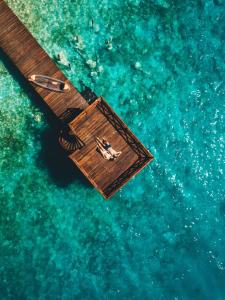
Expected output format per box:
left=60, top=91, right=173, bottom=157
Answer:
left=69, top=98, right=153, bottom=199
left=0, top=0, right=154, bottom=199
left=0, top=0, right=88, bottom=117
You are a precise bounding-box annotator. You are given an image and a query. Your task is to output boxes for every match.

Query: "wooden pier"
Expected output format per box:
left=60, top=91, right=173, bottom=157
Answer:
left=0, top=0, right=154, bottom=199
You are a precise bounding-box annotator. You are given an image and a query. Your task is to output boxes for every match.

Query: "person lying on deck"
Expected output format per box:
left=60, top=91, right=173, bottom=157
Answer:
left=96, top=139, right=114, bottom=160
left=96, top=137, right=122, bottom=159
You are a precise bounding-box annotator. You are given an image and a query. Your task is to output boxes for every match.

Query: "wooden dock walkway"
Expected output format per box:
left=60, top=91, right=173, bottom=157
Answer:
left=0, top=0, right=154, bottom=199
left=0, top=0, right=88, bottom=117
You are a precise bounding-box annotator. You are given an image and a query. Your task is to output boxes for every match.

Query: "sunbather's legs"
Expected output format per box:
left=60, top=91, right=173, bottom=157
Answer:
left=96, top=139, right=105, bottom=151
left=95, top=137, right=103, bottom=145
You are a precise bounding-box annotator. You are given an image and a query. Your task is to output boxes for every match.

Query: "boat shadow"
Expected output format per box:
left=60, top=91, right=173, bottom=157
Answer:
left=0, top=48, right=92, bottom=189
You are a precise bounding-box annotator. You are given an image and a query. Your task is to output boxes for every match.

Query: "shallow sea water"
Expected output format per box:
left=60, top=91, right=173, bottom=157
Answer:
left=0, top=0, right=225, bottom=299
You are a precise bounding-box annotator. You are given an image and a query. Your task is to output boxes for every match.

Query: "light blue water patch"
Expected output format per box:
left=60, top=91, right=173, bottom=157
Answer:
left=0, top=0, right=225, bottom=299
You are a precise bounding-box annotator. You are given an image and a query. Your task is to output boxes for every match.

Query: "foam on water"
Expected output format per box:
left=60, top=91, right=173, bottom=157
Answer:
left=0, top=0, right=225, bottom=299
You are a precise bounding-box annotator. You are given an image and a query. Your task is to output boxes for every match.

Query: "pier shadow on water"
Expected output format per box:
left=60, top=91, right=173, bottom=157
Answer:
left=0, top=48, right=92, bottom=189
left=38, top=128, right=91, bottom=188
left=0, top=48, right=57, bottom=125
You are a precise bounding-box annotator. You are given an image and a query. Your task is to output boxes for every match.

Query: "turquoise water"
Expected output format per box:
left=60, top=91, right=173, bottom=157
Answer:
left=0, top=0, right=225, bottom=299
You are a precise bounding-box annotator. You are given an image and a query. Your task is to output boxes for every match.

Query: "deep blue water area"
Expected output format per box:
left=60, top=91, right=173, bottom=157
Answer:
left=0, top=0, right=225, bottom=299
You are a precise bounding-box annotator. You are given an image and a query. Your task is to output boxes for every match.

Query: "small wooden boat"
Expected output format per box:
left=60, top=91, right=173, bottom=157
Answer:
left=28, top=74, right=70, bottom=92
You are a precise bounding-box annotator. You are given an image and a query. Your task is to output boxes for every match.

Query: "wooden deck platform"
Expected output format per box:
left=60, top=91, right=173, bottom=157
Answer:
left=69, top=98, right=153, bottom=198
left=0, top=0, right=154, bottom=199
